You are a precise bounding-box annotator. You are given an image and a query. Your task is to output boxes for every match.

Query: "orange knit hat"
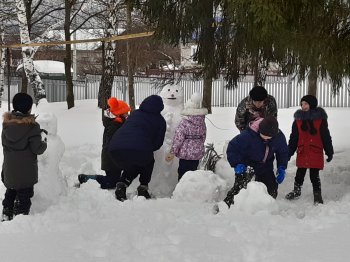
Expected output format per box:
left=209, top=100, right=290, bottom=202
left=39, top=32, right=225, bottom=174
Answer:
left=107, top=97, right=131, bottom=116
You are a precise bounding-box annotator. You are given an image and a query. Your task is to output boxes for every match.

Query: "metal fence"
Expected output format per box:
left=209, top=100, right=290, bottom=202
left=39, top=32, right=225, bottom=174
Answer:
left=6, top=74, right=350, bottom=108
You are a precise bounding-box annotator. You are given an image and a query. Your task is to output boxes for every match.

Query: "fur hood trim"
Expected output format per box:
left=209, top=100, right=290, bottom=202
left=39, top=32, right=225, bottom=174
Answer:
left=294, top=107, right=328, bottom=121
left=3, top=111, right=36, bottom=125
left=181, top=107, right=208, bottom=116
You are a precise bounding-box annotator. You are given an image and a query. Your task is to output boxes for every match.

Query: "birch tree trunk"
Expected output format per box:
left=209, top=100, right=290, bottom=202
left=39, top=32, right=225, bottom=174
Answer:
left=15, top=0, right=46, bottom=104
left=98, top=0, right=119, bottom=109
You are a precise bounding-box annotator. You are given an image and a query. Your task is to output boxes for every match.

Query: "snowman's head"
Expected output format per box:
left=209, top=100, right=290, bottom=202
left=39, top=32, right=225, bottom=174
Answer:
left=159, top=84, right=184, bottom=107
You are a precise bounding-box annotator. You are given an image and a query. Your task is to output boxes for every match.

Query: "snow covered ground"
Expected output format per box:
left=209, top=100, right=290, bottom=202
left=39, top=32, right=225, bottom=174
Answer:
left=0, top=99, right=349, bottom=262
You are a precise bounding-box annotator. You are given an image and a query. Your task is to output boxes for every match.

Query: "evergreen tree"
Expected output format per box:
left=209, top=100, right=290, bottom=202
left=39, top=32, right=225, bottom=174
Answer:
left=236, top=0, right=350, bottom=95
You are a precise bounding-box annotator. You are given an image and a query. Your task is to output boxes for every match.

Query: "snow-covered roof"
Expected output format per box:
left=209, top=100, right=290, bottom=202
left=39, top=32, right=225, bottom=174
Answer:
left=16, top=60, right=72, bottom=74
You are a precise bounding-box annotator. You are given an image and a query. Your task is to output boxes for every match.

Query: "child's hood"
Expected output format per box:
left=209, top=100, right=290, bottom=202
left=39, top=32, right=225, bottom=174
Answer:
left=2, top=112, right=37, bottom=143
left=139, top=95, right=164, bottom=114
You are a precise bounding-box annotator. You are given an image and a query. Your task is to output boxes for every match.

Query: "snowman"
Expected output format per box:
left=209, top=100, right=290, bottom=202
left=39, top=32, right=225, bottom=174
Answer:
left=32, top=99, right=67, bottom=211
left=149, top=84, right=184, bottom=197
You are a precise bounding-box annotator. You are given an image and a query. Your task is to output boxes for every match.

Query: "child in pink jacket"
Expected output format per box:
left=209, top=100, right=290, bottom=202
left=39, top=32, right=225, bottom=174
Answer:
left=166, top=92, right=208, bottom=180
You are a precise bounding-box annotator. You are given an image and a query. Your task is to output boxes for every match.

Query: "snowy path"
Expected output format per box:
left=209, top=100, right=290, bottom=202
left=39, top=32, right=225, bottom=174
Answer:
left=2, top=147, right=349, bottom=262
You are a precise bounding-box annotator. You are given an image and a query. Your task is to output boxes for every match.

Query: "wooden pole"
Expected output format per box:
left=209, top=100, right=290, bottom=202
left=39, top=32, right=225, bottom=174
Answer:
left=0, top=31, right=154, bottom=49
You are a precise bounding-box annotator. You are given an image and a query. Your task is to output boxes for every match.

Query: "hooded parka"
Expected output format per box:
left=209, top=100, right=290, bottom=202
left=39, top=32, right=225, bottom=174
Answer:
left=2, top=112, right=47, bottom=189
left=288, top=107, right=333, bottom=170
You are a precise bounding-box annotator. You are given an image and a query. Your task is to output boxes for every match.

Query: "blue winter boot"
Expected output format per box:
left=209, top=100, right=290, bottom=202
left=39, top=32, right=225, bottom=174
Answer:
left=78, top=174, right=97, bottom=184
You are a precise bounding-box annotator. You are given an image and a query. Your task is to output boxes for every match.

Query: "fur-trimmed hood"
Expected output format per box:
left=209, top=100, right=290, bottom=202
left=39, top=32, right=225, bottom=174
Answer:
left=2, top=111, right=38, bottom=143
left=294, top=107, right=328, bottom=121
left=3, top=111, right=36, bottom=124
left=181, top=107, right=208, bottom=116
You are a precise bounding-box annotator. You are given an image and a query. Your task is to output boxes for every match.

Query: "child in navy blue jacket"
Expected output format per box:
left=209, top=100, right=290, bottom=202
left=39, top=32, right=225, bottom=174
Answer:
left=224, top=116, right=289, bottom=207
left=109, top=95, right=166, bottom=201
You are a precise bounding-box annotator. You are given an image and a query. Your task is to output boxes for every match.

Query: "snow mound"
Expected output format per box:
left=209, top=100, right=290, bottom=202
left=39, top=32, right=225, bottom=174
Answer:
left=172, top=170, right=227, bottom=203
left=214, top=158, right=235, bottom=187
left=234, top=182, right=278, bottom=215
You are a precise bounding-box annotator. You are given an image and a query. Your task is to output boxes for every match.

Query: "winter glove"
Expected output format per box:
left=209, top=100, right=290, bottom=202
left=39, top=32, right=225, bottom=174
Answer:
left=104, top=109, right=117, bottom=119
left=326, top=154, right=333, bottom=162
left=40, top=129, right=48, bottom=142
left=234, top=164, right=246, bottom=175
left=276, top=166, right=286, bottom=184
left=165, top=153, right=175, bottom=162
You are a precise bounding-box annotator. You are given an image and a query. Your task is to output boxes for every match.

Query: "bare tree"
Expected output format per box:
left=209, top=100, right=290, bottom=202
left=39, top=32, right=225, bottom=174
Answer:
left=15, top=0, right=46, bottom=103
left=126, top=1, right=135, bottom=110
left=0, top=0, right=65, bottom=103
left=64, top=0, right=111, bottom=109
left=97, top=0, right=121, bottom=110
left=0, top=0, right=7, bottom=108
left=64, top=0, right=76, bottom=109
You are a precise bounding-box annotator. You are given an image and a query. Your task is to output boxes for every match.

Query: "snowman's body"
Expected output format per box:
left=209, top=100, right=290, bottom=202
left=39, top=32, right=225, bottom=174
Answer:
left=149, top=84, right=184, bottom=197
left=33, top=100, right=66, bottom=210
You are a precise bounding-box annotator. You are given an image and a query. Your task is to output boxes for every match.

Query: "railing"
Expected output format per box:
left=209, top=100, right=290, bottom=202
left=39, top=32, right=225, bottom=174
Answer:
left=4, top=74, right=350, bottom=108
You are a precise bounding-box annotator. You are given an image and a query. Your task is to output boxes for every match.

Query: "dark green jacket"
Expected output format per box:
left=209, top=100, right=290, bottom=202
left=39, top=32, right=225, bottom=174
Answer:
left=2, top=112, right=47, bottom=189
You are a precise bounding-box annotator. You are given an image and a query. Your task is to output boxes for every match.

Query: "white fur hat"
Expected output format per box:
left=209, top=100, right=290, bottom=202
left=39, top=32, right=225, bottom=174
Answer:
left=181, top=92, right=208, bottom=116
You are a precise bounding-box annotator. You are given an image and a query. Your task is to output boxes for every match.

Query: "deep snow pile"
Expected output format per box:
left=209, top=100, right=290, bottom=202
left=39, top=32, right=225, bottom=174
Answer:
left=0, top=100, right=349, bottom=262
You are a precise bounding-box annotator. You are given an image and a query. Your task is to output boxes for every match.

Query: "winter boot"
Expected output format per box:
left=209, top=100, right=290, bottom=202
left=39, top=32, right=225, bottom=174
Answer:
left=78, top=174, right=97, bottom=184
left=285, top=182, right=302, bottom=200
left=137, top=185, right=151, bottom=199
left=96, top=175, right=117, bottom=190
left=313, top=190, right=324, bottom=205
left=115, top=182, right=127, bottom=201
left=1, top=207, right=13, bottom=222
left=13, top=200, right=31, bottom=216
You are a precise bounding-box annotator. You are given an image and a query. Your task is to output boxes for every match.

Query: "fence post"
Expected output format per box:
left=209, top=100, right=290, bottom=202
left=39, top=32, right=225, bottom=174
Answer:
left=123, top=77, right=127, bottom=102
left=287, top=75, right=292, bottom=108
left=220, top=75, right=225, bottom=107
left=85, top=77, right=88, bottom=100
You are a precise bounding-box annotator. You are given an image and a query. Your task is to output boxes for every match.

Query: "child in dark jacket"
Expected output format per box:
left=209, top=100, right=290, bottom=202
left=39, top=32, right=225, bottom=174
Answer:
left=1, top=93, right=47, bottom=221
left=109, top=95, right=166, bottom=201
left=78, top=97, right=130, bottom=189
left=224, top=116, right=289, bottom=207
left=165, top=92, right=208, bottom=180
left=285, top=95, right=334, bottom=204
left=235, top=85, right=278, bottom=132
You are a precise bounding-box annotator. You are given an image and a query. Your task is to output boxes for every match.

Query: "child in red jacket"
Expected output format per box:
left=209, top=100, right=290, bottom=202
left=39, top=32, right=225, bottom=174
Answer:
left=286, top=95, right=334, bottom=204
